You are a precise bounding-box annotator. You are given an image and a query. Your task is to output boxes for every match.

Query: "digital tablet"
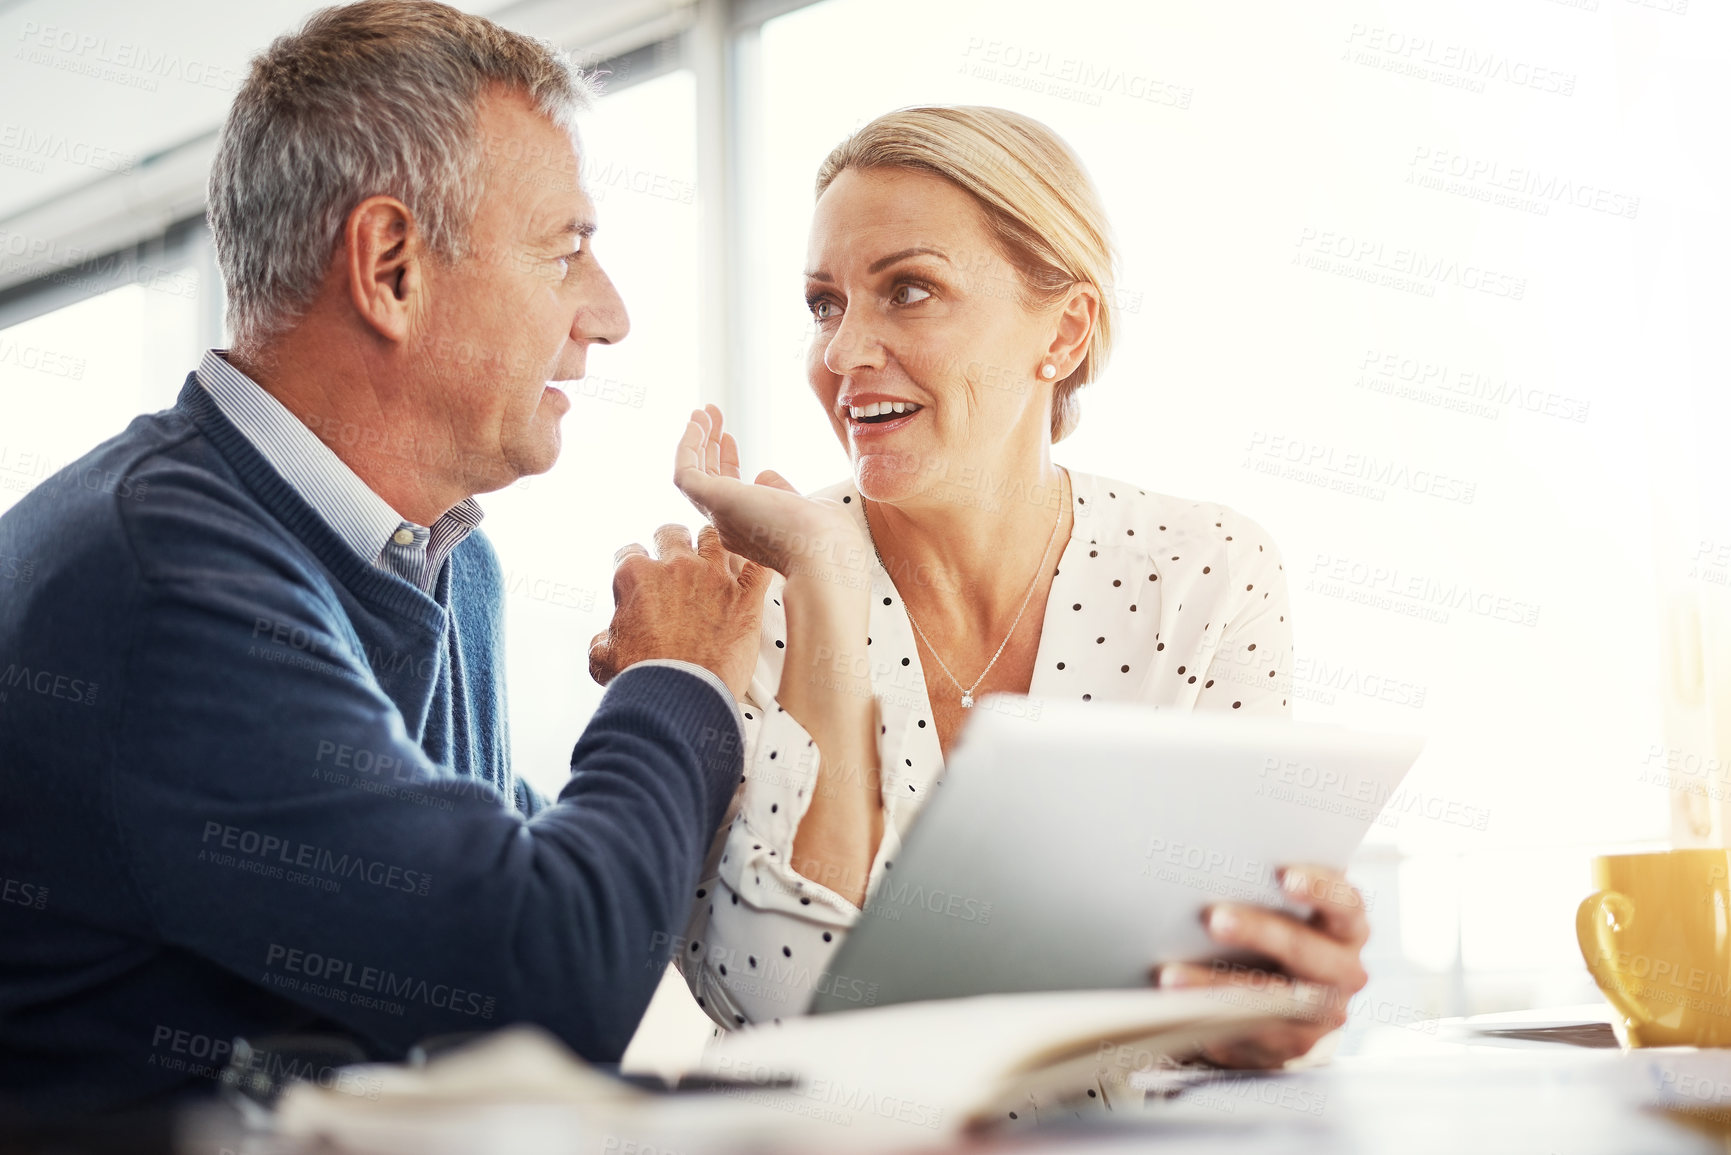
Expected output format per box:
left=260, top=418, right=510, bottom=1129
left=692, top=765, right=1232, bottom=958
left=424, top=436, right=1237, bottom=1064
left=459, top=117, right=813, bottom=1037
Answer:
left=809, top=697, right=1423, bottom=1014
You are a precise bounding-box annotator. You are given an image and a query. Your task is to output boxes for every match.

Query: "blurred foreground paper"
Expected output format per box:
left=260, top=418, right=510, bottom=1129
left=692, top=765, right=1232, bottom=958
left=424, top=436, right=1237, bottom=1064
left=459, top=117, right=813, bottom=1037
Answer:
left=272, top=986, right=1308, bottom=1154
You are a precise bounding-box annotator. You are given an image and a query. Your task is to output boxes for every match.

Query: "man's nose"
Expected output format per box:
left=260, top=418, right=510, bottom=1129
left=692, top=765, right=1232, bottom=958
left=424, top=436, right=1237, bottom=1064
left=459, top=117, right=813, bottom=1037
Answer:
left=574, top=261, right=630, bottom=346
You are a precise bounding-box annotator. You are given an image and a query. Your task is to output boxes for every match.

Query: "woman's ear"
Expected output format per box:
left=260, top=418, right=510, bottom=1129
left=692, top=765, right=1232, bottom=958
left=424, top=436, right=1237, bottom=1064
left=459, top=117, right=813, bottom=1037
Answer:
left=344, top=195, right=421, bottom=344
left=1045, top=281, right=1100, bottom=379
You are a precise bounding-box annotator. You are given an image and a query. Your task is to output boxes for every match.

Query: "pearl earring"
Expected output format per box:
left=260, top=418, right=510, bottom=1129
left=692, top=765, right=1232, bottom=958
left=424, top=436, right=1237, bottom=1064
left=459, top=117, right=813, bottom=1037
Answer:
left=1040, top=364, right=1058, bottom=380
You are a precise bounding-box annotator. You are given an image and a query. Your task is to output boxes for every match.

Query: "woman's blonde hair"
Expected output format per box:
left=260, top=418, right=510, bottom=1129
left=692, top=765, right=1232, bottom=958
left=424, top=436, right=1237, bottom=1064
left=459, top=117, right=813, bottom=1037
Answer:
left=815, top=106, right=1117, bottom=442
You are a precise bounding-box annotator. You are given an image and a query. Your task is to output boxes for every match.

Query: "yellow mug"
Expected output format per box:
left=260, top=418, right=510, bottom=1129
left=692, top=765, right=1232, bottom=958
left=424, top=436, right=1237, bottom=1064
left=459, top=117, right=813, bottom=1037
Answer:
left=1576, top=849, right=1731, bottom=1047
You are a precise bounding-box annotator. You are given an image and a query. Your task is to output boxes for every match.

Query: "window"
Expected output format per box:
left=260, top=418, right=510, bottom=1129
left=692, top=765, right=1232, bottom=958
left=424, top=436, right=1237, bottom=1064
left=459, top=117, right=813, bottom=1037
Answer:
left=0, top=272, right=205, bottom=517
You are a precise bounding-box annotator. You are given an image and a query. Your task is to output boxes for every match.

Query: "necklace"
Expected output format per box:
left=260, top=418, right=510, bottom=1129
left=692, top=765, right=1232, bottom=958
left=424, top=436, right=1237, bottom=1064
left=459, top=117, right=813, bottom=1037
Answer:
left=868, top=470, right=1068, bottom=709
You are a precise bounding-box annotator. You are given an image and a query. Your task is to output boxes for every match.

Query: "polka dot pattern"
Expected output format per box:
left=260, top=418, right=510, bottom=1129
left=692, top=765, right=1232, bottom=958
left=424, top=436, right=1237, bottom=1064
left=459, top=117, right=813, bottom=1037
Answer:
left=674, top=469, right=1294, bottom=1031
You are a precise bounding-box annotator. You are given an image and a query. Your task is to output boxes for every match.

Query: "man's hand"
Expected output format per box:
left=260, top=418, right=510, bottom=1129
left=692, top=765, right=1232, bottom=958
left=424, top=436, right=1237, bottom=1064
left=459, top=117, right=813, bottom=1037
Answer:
left=1155, top=865, right=1370, bottom=1068
left=589, top=523, right=770, bottom=700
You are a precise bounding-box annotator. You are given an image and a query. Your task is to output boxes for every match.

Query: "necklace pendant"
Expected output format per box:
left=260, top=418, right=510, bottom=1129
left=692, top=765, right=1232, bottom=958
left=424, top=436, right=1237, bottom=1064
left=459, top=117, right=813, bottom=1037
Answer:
left=960, top=692, right=975, bottom=709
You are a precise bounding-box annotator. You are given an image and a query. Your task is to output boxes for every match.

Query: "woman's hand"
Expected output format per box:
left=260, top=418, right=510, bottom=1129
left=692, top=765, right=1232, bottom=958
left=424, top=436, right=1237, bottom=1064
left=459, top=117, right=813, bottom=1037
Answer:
left=675, top=404, right=867, bottom=586
left=677, top=405, right=884, bottom=905
left=1155, top=865, right=1370, bottom=1068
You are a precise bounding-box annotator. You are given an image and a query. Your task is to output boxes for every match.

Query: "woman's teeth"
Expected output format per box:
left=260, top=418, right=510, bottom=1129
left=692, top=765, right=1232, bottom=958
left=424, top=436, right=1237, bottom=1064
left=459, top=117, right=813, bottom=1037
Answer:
left=849, top=401, right=922, bottom=423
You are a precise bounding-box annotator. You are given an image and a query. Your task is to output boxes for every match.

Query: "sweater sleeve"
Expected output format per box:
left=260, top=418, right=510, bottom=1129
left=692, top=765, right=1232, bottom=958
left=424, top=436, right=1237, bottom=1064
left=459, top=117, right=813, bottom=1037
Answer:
left=110, top=479, right=744, bottom=1063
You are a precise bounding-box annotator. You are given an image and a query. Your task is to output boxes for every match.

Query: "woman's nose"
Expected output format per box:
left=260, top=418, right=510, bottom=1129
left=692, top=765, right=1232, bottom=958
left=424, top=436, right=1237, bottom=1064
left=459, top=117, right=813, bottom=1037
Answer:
left=823, top=308, right=885, bottom=377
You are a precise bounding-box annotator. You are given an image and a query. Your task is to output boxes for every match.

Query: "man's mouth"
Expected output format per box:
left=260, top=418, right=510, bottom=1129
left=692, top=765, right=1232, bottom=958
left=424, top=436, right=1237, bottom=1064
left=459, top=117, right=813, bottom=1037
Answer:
left=847, top=401, right=923, bottom=426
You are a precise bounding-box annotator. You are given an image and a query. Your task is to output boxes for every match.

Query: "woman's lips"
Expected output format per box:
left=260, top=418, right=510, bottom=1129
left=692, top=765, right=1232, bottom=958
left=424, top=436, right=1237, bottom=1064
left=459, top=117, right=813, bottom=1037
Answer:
left=847, top=408, right=922, bottom=438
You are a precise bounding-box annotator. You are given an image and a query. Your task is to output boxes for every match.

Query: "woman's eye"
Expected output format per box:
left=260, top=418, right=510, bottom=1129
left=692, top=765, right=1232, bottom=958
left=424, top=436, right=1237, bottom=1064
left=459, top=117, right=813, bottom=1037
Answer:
left=810, top=298, right=840, bottom=321
left=891, top=284, right=931, bottom=306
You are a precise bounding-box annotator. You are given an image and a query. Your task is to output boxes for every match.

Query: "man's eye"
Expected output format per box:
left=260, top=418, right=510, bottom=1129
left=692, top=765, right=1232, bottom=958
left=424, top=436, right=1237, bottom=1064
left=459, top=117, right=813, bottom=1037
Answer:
left=891, top=284, right=931, bottom=305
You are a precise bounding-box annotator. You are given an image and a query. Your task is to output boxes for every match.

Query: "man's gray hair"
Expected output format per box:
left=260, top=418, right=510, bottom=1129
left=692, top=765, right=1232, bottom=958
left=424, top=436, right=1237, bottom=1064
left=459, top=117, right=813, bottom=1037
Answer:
left=208, top=0, right=597, bottom=352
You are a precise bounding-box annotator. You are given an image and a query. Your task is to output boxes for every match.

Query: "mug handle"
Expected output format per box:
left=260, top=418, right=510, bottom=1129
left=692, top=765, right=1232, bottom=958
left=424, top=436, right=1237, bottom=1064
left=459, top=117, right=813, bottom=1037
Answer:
left=1575, top=889, right=1653, bottom=1027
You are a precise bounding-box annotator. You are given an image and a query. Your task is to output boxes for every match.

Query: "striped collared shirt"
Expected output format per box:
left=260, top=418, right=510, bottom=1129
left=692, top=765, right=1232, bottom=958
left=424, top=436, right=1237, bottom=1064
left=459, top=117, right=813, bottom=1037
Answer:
left=195, top=349, right=483, bottom=594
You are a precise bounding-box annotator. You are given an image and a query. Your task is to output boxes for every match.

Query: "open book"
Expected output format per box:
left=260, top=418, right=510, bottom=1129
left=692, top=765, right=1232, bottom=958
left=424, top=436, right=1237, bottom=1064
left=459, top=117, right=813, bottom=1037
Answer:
left=272, top=986, right=1311, bottom=1152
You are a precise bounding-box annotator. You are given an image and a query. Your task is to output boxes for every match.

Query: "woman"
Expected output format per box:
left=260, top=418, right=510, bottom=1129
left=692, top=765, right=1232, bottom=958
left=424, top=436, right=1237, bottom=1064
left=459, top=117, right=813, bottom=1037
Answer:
left=661, top=106, right=1366, bottom=1069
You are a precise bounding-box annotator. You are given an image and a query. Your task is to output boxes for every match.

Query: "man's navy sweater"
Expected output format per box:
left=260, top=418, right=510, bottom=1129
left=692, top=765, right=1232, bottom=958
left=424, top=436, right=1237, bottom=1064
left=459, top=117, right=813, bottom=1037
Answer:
left=0, top=374, right=741, bottom=1112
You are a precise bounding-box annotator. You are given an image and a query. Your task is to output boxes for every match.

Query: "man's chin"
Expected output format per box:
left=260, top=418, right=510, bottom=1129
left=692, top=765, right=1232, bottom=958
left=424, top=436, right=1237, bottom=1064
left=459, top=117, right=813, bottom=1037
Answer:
left=517, top=435, right=563, bottom=483
left=474, top=428, right=561, bottom=495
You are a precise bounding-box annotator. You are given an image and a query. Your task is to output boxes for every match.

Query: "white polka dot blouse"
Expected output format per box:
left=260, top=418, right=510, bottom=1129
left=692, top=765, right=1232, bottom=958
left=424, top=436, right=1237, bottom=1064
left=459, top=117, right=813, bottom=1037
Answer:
left=674, top=468, right=1294, bottom=1029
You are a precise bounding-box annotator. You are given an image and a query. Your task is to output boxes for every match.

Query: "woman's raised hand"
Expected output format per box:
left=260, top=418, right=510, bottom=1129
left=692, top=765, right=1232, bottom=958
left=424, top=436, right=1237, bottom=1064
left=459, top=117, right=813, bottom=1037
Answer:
left=674, top=404, right=868, bottom=585
left=678, top=406, right=883, bottom=908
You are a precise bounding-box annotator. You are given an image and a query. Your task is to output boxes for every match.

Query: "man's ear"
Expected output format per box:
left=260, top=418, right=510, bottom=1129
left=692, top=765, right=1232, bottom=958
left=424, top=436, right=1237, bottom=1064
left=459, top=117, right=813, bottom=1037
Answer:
left=344, top=195, right=420, bottom=343
left=1045, top=281, right=1100, bottom=378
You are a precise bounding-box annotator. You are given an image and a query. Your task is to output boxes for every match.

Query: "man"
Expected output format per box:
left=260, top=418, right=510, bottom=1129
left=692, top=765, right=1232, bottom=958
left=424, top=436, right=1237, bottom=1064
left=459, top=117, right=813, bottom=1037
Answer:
left=0, top=0, right=762, bottom=1112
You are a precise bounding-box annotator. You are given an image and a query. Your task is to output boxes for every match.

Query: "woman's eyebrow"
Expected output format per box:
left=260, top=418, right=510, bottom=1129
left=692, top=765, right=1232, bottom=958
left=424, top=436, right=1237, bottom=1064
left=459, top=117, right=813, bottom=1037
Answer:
left=867, top=247, right=948, bottom=274
left=804, top=247, right=952, bottom=282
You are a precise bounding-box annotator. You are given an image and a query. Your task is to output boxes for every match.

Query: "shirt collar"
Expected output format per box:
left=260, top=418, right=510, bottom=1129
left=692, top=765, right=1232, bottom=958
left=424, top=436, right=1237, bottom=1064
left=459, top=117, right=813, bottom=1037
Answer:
left=194, top=350, right=483, bottom=569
